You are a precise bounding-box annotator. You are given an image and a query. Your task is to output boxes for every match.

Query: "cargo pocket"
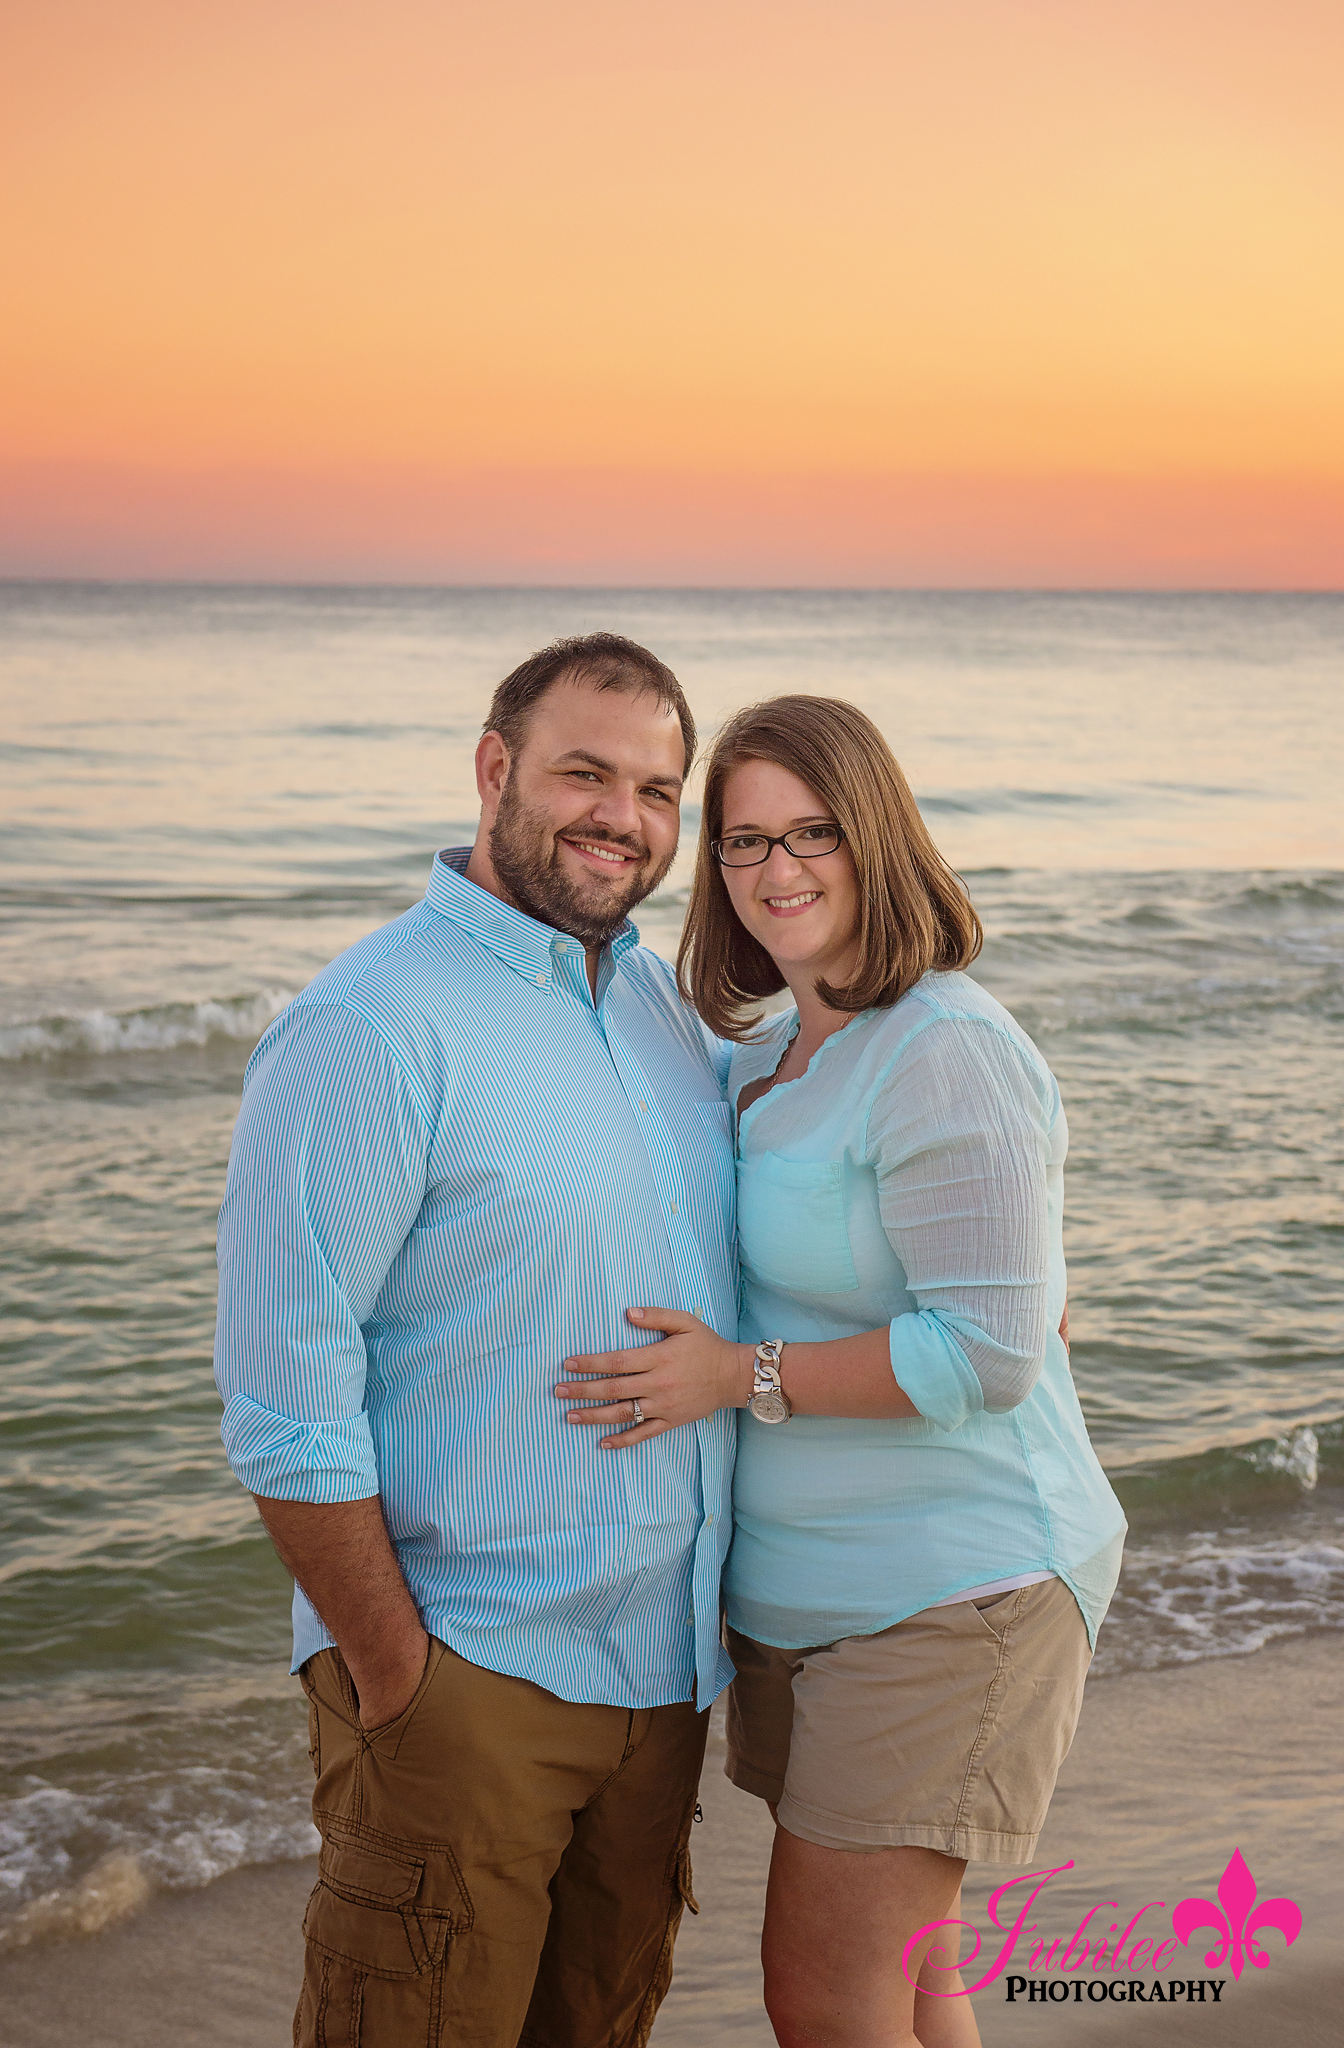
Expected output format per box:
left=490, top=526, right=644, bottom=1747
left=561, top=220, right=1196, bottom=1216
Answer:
left=303, top=1819, right=473, bottom=1980
left=673, top=1841, right=699, bottom=1917
left=631, top=1822, right=700, bottom=2048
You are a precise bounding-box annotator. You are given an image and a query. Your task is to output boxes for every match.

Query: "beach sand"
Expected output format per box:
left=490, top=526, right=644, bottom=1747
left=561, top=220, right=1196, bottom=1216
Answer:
left=3, top=1631, right=1338, bottom=2047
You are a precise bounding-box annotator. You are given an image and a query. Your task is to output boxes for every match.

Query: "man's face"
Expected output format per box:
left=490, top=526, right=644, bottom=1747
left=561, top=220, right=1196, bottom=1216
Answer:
left=479, top=679, right=685, bottom=946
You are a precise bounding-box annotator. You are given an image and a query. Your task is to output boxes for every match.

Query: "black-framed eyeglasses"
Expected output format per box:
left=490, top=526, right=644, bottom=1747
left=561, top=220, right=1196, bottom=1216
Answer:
left=712, top=824, right=845, bottom=868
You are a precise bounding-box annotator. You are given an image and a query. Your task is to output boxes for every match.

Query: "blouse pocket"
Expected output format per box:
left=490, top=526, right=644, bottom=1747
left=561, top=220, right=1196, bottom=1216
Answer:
left=738, top=1151, right=859, bottom=1295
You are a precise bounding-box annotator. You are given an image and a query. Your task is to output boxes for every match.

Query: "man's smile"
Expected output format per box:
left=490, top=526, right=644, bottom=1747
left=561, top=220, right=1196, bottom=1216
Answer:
left=562, top=835, right=642, bottom=872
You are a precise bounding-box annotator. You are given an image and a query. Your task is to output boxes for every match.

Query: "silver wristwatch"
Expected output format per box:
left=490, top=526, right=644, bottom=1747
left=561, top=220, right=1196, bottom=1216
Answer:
left=748, top=1339, right=793, bottom=1425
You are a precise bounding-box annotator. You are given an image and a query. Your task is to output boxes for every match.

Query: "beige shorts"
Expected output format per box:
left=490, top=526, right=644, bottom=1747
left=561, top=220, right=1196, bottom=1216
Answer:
left=725, top=1577, right=1091, bottom=1865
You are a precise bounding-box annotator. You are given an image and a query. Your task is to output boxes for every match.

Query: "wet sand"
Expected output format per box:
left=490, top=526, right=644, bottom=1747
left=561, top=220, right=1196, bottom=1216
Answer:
left=2, top=1632, right=1338, bottom=2047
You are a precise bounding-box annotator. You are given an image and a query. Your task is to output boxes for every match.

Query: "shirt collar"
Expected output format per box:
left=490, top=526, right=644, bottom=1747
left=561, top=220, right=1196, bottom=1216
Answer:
left=424, top=848, right=640, bottom=988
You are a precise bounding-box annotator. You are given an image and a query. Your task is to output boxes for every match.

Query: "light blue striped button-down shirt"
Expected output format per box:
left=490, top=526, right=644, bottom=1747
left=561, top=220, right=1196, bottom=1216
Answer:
left=215, top=849, right=739, bottom=1709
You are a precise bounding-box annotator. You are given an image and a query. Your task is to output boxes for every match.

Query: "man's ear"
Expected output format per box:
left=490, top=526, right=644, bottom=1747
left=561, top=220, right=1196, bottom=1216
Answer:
left=475, top=730, right=511, bottom=815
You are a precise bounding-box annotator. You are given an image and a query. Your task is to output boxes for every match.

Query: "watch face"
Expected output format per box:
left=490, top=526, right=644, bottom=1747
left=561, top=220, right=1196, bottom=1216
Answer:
left=750, top=1390, right=790, bottom=1425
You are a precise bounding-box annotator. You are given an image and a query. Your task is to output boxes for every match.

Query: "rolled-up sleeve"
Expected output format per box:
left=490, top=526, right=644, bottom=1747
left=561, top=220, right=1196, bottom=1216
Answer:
left=214, top=1002, right=430, bottom=1499
left=866, top=1014, right=1053, bottom=1433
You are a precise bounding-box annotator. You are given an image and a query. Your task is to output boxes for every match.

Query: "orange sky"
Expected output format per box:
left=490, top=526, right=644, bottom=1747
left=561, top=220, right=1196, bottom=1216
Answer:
left=3, top=0, right=1342, bottom=582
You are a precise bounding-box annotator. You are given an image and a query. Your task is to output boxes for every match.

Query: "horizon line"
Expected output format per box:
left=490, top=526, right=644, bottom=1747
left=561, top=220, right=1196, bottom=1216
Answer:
left=3, top=576, right=1341, bottom=598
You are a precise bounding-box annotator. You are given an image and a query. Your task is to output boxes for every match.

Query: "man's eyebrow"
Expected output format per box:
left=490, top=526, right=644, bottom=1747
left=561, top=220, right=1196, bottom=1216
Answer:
left=554, top=749, right=683, bottom=790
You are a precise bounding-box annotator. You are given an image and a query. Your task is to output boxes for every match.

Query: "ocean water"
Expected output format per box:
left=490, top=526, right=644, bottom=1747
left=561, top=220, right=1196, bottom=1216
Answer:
left=1, top=584, right=1341, bottom=1945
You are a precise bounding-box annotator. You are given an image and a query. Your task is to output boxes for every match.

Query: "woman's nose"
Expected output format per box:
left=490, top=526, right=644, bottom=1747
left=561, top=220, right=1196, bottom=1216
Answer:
left=759, top=843, right=806, bottom=886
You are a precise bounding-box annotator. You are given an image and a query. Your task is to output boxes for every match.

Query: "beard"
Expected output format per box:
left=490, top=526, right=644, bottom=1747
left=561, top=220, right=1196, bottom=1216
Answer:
left=488, top=778, right=675, bottom=947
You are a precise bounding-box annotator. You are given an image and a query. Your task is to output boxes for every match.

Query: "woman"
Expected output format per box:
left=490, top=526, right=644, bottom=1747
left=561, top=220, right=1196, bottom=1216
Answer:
left=555, top=696, right=1126, bottom=2048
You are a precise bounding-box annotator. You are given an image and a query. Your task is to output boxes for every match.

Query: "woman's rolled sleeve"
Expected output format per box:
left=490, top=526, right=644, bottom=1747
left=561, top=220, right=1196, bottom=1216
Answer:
left=869, top=1013, right=1053, bottom=1432
left=214, top=1001, right=430, bottom=1499
left=886, top=1311, right=986, bottom=1431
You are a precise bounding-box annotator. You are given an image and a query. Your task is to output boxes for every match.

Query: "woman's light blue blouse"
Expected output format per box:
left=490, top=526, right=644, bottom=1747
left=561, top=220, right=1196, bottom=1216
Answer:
left=726, top=970, right=1126, bottom=1651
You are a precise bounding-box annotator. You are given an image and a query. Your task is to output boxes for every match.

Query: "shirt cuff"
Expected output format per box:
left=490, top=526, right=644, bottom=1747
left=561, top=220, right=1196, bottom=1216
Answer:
left=220, top=1391, right=381, bottom=1500
left=889, top=1311, right=987, bottom=1434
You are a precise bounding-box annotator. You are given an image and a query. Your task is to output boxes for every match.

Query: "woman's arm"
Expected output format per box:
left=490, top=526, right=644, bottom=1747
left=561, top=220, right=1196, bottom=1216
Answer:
left=557, top=1013, right=1059, bottom=1447
left=871, top=1013, right=1054, bottom=1429
left=556, top=1288, right=1065, bottom=1447
left=555, top=1312, right=916, bottom=1447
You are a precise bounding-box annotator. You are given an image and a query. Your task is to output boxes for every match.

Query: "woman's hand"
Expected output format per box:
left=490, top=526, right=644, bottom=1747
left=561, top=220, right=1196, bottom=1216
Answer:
left=555, top=1308, right=755, bottom=1448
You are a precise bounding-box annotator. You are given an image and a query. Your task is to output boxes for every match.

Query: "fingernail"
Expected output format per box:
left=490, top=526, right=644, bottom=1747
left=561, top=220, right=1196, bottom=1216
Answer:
left=629, top=1308, right=643, bottom=1320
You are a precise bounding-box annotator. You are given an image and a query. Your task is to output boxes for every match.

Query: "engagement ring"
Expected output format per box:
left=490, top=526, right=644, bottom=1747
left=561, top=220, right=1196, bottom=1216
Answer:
left=632, top=1399, right=645, bottom=1425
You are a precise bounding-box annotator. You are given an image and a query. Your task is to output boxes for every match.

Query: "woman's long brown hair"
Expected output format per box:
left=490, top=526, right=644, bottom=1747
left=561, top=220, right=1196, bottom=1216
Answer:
left=677, top=696, right=982, bottom=1040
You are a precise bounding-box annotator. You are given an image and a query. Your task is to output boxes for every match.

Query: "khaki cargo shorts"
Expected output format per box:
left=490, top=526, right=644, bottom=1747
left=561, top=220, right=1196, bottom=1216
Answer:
left=296, top=1636, right=706, bottom=2048
left=726, top=1577, right=1091, bottom=1864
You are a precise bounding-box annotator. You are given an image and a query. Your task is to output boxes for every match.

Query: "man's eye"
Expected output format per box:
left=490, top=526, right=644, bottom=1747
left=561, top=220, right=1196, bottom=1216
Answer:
left=642, top=787, right=673, bottom=803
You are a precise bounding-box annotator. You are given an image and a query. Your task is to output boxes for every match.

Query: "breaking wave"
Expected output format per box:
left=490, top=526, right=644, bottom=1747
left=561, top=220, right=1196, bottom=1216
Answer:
left=0, top=1699, right=320, bottom=1942
left=1093, top=1422, right=1344, bottom=1677
left=0, top=991, right=295, bottom=1062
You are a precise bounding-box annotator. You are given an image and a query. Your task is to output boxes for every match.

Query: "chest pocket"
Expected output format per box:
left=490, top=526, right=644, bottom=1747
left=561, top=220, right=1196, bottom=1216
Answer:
left=737, top=1150, right=859, bottom=1295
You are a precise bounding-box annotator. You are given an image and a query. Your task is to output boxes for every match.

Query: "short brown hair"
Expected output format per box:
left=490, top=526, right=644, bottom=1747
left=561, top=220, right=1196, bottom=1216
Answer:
left=484, top=632, right=696, bottom=770
left=678, top=695, right=983, bottom=1039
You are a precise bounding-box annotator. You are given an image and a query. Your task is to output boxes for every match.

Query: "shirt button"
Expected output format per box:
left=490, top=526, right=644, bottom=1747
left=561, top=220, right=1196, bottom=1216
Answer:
left=638, top=1100, right=647, bottom=1112
left=706, top=1514, right=715, bottom=1526
left=535, top=973, right=546, bottom=985
left=670, top=1202, right=678, bottom=1216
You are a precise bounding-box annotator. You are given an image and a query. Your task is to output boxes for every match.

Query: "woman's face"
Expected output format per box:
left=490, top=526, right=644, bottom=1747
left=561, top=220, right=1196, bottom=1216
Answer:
left=718, top=760, right=862, bottom=989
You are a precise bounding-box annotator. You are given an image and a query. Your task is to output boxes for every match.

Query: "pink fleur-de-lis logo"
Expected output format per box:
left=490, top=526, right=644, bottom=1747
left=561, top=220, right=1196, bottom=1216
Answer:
left=1172, top=1851, right=1302, bottom=1979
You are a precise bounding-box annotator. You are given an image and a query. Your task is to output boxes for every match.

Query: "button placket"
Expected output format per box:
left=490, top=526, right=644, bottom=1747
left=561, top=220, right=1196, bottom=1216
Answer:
left=608, top=1036, right=709, bottom=1342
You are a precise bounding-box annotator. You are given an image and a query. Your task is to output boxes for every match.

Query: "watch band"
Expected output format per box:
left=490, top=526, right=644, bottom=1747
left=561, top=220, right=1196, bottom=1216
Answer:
left=753, top=1338, right=784, bottom=1389
left=749, top=1339, right=793, bottom=1424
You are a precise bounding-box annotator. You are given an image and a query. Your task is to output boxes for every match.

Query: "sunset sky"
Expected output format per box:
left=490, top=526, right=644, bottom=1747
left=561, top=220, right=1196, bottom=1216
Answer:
left=4, top=0, right=1341, bottom=583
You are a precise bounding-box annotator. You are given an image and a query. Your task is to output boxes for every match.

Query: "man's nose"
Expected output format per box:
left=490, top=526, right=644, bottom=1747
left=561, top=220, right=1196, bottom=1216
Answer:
left=588, top=783, right=644, bottom=838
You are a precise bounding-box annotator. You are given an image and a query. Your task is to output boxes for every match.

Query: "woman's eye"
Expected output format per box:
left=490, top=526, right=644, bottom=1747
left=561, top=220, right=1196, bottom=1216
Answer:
left=800, top=826, right=836, bottom=842
left=729, top=836, right=764, bottom=853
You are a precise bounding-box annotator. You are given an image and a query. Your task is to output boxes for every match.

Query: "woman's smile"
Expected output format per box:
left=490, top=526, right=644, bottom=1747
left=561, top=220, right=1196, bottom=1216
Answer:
left=762, top=887, right=823, bottom=915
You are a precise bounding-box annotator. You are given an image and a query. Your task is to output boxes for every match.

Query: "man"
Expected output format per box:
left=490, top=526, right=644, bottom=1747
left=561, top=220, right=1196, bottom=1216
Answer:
left=214, top=635, right=739, bottom=2048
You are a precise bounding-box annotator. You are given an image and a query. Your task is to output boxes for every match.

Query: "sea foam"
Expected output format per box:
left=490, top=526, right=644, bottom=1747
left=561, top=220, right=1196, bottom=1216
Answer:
left=0, top=990, right=295, bottom=1062
left=0, top=1853, right=151, bottom=1949
left=1094, top=1522, right=1344, bottom=1677
left=0, top=1762, right=320, bottom=1941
